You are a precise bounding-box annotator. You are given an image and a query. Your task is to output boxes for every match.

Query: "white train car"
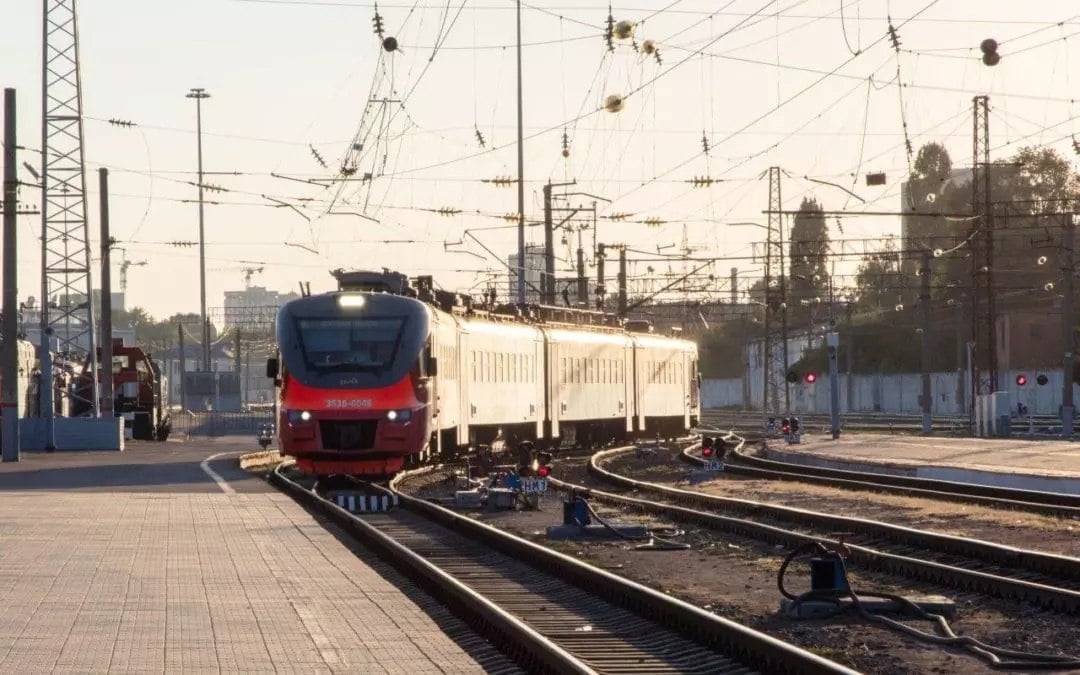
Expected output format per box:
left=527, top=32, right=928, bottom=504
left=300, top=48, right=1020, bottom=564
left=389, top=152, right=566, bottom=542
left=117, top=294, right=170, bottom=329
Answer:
left=427, top=305, right=463, bottom=458
left=633, top=333, right=699, bottom=436
left=455, top=316, right=545, bottom=447
left=544, top=327, right=633, bottom=445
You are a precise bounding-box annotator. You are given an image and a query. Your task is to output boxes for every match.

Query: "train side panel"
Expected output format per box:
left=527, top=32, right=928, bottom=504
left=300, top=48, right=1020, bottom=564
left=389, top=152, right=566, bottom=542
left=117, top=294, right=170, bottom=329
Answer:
left=458, top=319, right=545, bottom=446
left=634, top=335, right=697, bottom=435
left=546, top=329, right=633, bottom=442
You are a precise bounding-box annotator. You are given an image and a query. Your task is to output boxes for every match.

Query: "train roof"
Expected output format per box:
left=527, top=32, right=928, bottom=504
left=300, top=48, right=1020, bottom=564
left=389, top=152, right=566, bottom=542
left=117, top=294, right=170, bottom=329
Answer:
left=318, top=269, right=697, bottom=345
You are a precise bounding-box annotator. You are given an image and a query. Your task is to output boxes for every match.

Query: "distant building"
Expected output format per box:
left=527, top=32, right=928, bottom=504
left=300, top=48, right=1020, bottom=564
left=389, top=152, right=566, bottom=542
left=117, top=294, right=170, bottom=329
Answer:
left=222, top=285, right=299, bottom=330
left=507, top=244, right=546, bottom=304
left=996, top=310, right=1061, bottom=372
left=16, top=291, right=134, bottom=354
left=217, top=285, right=298, bottom=409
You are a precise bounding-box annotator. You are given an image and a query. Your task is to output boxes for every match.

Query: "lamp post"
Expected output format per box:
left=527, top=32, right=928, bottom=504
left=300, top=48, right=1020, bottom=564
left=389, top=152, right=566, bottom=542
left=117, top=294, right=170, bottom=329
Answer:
left=186, top=88, right=211, bottom=371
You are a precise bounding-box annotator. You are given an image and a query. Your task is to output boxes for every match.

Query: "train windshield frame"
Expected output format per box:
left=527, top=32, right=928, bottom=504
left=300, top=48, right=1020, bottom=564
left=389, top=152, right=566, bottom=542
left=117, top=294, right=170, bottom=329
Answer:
left=295, top=316, right=407, bottom=373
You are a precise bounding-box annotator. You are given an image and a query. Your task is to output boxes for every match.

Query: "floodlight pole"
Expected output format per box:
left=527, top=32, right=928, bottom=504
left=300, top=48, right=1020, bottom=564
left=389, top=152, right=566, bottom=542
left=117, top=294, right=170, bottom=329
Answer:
left=186, top=87, right=210, bottom=370
left=515, top=0, right=526, bottom=305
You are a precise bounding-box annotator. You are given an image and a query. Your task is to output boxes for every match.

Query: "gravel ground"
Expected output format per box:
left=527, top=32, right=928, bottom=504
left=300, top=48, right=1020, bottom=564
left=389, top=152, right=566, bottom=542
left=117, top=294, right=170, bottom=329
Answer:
left=398, top=453, right=1080, bottom=674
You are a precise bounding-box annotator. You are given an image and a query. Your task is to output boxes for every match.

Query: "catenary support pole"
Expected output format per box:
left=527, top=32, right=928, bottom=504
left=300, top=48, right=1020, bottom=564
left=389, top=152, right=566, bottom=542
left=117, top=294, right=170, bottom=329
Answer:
left=617, top=246, right=628, bottom=318
left=920, top=250, right=932, bottom=434
left=514, top=0, right=525, bottom=305
left=828, top=329, right=840, bottom=440
left=178, top=322, right=186, bottom=411
left=1062, top=213, right=1075, bottom=438
left=99, top=168, right=114, bottom=419
left=596, top=243, right=606, bottom=310
left=543, top=182, right=554, bottom=304
left=2, top=89, right=21, bottom=462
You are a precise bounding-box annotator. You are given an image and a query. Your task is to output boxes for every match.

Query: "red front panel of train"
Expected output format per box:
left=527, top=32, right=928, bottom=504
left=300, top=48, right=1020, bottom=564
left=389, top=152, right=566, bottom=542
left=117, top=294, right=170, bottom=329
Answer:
left=278, top=373, right=429, bottom=475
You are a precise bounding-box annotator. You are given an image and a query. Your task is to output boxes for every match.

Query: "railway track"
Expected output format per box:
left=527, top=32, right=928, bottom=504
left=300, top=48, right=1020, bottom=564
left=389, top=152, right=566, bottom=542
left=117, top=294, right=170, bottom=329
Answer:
left=691, top=440, right=1080, bottom=518
left=551, top=440, right=1080, bottom=615
left=270, top=462, right=854, bottom=675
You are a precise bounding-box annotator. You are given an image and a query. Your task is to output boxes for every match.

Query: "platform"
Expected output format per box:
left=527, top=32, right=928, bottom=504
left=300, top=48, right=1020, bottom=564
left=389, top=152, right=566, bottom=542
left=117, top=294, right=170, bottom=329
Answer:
left=0, top=440, right=487, bottom=673
left=765, top=434, right=1080, bottom=495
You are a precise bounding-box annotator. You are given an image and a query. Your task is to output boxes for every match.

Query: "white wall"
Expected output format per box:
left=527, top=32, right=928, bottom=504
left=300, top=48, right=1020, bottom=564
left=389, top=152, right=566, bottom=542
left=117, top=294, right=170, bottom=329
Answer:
left=704, top=369, right=1075, bottom=416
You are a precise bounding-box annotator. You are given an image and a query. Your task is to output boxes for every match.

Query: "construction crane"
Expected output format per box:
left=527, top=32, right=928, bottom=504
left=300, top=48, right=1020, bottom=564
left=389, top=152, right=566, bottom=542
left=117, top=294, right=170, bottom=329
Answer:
left=119, top=250, right=148, bottom=294
left=242, top=266, right=264, bottom=289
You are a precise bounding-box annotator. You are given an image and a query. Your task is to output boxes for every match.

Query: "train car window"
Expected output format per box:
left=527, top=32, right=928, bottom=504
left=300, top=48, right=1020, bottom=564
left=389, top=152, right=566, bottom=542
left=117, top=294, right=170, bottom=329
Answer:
left=471, top=350, right=477, bottom=382
left=296, top=317, right=404, bottom=372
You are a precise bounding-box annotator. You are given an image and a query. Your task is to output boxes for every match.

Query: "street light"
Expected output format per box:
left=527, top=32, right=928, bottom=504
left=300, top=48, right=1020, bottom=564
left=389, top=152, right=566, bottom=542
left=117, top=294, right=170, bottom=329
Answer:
left=186, top=87, right=210, bottom=371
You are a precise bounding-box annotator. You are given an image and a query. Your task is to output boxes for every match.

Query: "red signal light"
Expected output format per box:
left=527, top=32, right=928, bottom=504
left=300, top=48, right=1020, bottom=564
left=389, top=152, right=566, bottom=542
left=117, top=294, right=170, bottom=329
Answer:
left=805, top=372, right=818, bottom=384
left=702, top=446, right=714, bottom=458
left=1016, top=374, right=1027, bottom=386
left=537, top=465, right=551, bottom=478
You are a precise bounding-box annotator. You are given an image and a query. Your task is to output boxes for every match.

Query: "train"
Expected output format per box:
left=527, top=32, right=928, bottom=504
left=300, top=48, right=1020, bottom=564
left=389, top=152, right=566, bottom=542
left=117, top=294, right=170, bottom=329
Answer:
left=71, top=339, right=172, bottom=440
left=267, top=270, right=700, bottom=476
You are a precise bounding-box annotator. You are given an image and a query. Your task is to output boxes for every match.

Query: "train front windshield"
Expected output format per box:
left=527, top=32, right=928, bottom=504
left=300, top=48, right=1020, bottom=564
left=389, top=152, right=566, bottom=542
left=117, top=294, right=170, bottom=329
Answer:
left=296, top=317, right=406, bottom=372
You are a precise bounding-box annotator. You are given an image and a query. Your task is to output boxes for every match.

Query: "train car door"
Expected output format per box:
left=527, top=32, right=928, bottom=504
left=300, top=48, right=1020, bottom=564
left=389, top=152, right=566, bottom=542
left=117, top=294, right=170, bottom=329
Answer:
left=622, top=342, right=633, bottom=432
left=533, top=334, right=545, bottom=439
left=457, top=328, right=471, bottom=447
left=547, top=338, right=561, bottom=439
left=683, top=347, right=695, bottom=428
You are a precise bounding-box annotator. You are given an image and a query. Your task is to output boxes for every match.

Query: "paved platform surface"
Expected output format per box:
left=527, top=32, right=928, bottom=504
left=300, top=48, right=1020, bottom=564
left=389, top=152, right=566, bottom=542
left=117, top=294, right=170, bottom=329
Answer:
left=0, top=440, right=487, bottom=673
left=768, top=434, right=1080, bottom=494
left=782, top=434, right=1080, bottom=477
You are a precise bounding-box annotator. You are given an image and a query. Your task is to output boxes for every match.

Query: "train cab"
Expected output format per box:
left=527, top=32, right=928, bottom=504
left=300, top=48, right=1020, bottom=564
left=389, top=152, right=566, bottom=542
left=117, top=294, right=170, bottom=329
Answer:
left=270, top=291, right=436, bottom=476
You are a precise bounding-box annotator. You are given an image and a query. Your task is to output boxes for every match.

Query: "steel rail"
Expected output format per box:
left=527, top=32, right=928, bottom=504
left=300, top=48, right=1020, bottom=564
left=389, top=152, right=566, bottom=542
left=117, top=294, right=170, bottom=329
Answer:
left=560, top=445, right=1080, bottom=615
left=271, top=463, right=592, bottom=674
left=383, top=467, right=855, bottom=675
left=687, top=444, right=1080, bottom=517
left=273, top=462, right=855, bottom=674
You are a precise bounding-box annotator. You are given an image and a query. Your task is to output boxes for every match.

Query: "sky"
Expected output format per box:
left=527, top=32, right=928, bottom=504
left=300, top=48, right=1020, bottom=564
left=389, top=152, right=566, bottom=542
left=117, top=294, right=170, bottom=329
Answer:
left=2, top=0, right=1079, bottom=323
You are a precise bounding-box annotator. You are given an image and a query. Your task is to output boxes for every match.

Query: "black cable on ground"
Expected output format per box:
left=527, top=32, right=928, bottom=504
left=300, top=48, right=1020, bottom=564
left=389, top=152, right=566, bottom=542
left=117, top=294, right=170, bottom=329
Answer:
left=576, top=496, right=690, bottom=551
left=777, top=543, right=1080, bottom=670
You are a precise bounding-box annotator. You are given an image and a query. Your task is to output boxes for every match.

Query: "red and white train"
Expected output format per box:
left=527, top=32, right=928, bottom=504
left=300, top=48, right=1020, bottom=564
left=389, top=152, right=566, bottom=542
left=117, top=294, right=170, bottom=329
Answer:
left=268, top=270, right=700, bottom=476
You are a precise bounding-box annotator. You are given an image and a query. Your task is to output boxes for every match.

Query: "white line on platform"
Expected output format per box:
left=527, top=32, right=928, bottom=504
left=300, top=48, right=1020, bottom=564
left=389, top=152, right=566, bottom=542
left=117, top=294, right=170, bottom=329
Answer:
left=201, top=452, right=238, bottom=494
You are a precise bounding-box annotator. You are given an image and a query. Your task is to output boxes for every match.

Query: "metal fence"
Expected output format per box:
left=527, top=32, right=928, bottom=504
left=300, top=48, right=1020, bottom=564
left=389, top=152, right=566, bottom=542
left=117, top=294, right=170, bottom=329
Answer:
left=172, top=410, right=274, bottom=438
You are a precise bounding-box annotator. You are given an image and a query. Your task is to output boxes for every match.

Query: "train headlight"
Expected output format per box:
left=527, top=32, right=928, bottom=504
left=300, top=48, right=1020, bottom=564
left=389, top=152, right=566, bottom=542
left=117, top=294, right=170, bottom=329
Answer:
left=287, top=410, right=313, bottom=424
left=338, top=294, right=366, bottom=309
left=385, top=409, right=412, bottom=423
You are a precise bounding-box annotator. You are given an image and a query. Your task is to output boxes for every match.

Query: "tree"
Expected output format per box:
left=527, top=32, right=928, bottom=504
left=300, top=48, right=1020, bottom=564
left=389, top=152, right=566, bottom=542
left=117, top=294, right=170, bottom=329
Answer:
left=698, top=318, right=758, bottom=378
left=854, top=251, right=905, bottom=313
left=788, top=197, right=830, bottom=319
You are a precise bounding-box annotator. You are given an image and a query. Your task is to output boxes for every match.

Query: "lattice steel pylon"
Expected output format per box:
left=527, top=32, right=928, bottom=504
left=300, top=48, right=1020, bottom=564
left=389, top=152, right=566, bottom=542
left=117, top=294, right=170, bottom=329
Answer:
left=762, top=166, right=790, bottom=423
left=970, top=95, right=996, bottom=402
left=40, top=0, right=98, bottom=412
